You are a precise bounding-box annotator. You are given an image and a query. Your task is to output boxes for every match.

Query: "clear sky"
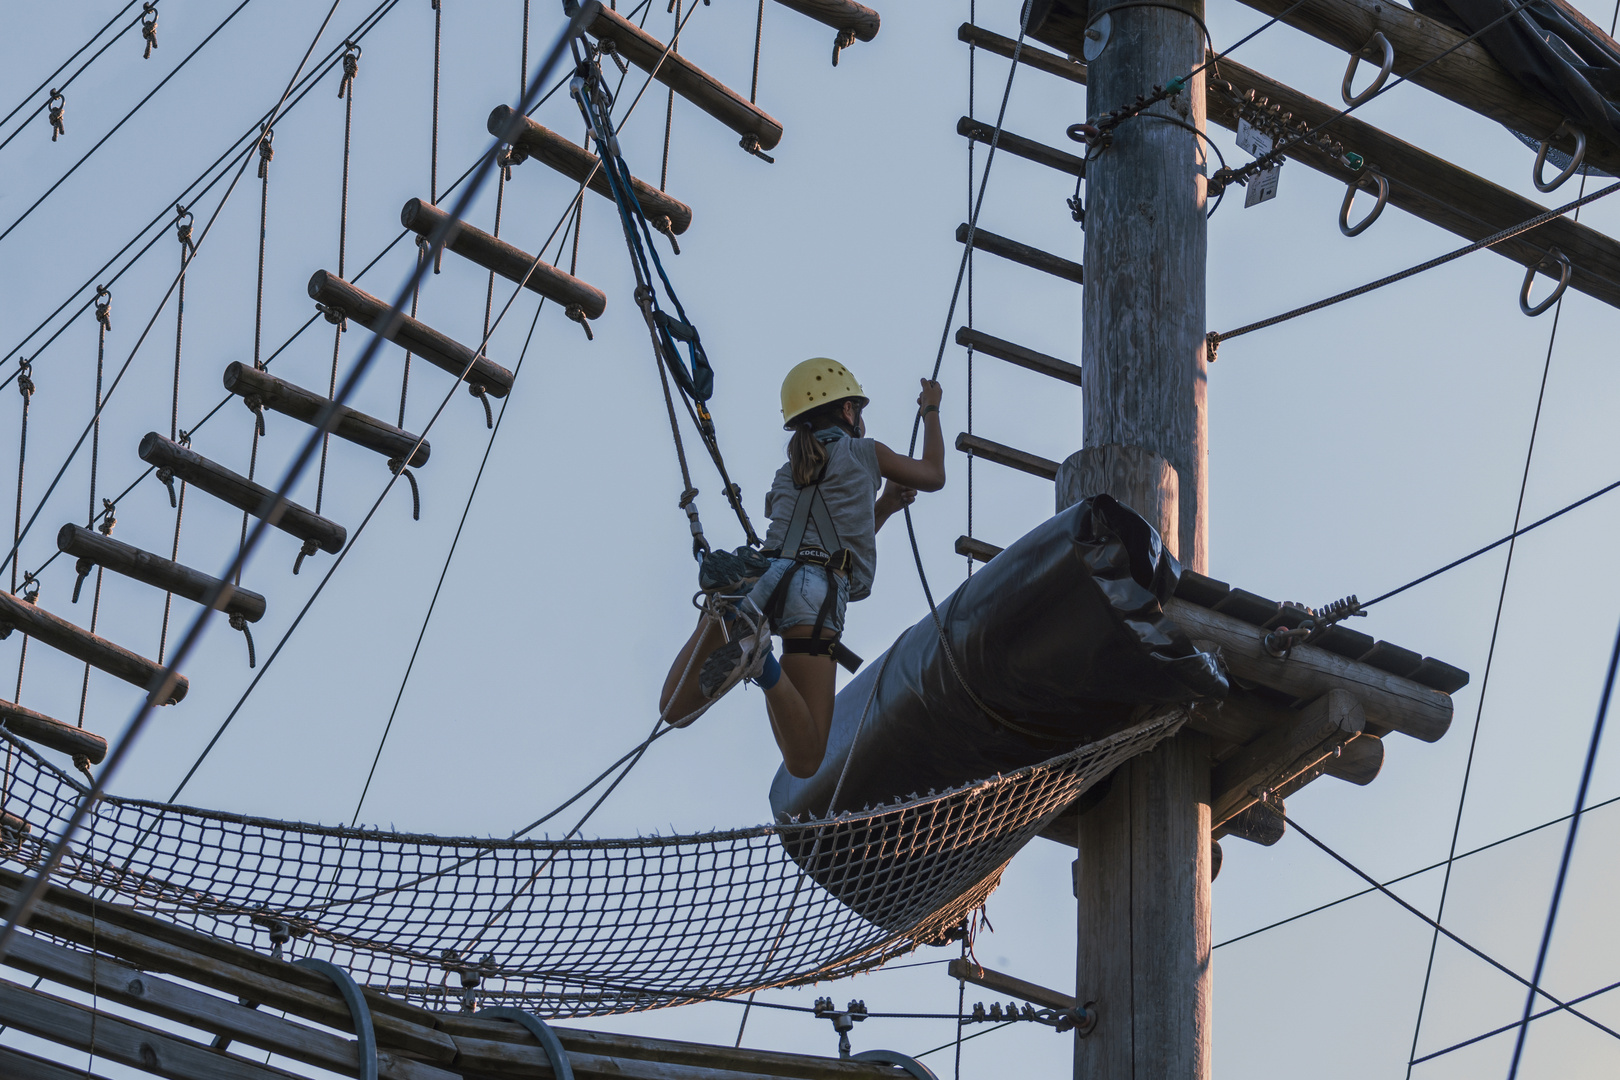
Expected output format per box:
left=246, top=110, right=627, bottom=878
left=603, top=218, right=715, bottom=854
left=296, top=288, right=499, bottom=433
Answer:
left=1, top=0, right=1618, bottom=1076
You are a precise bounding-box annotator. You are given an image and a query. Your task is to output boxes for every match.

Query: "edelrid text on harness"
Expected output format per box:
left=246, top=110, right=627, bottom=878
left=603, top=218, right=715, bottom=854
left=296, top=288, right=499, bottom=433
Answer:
left=762, top=474, right=863, bottom=674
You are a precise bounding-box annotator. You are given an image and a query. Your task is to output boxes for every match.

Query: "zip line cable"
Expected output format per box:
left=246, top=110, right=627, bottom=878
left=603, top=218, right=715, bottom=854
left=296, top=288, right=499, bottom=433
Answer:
left=1505, top=616, right=1619, bottom=1078
left=0, top=0, right=592, bottom=968
left=1414, top=970, right=1620, bottom=1065
left=0, top=0, right=405, bottom=390
left=0, top=0, right=148, bottom=158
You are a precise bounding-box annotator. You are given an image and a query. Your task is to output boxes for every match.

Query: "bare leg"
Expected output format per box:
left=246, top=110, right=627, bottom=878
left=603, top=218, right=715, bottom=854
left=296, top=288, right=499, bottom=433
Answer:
left=660, top=615, right=723, bottom=724
left=764, top=626, right=837, bottom=778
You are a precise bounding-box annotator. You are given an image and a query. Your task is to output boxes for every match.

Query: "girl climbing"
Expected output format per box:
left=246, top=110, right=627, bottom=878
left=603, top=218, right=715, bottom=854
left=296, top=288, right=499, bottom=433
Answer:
left=660, top=359, right=946, bottom=778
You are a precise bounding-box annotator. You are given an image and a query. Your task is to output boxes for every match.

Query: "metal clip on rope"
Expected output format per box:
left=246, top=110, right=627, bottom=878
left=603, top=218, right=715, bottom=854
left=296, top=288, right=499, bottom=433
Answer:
left=1534, top=123, right=1586, bottom=193
left=94, top=286, right=112, bottom=331
left=1520, top=247, right=1571, bottom=316
left=1341, top=32, right=1394, bottom=107
left=680, top=487, right=709, bottom=561
left=1339, top=171, right=1388, bottom=237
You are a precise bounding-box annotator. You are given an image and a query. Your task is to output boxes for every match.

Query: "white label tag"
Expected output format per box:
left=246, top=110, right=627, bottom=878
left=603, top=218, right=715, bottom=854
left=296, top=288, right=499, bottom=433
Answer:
left=1236, top=118, right=1272, bottom=157
left=1244, top=165, right=1281, bottom=208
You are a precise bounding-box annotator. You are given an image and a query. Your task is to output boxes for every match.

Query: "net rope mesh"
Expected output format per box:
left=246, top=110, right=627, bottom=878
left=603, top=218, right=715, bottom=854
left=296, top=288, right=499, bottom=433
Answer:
left=0, top=712, right=1180, bottom=1016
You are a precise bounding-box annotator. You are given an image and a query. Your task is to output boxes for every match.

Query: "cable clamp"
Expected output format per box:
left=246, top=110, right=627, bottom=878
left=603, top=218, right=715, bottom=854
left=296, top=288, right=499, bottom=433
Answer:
left=16, top=358, right=33, bottom=400
left=250, top=911, right=311, bottom=961
left=338, top=40, right=362, bottom=99
left=1262, top=595, right=1363, bottom=659
left=497, top=141, right=528, bottom=181
left=98, top=499, right=116, bottom=536
left=813, top=998, right=868, bottom=1058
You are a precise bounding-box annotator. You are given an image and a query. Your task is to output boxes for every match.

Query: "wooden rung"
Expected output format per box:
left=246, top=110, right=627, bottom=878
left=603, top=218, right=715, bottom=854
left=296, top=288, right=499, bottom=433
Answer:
left=0, top=698, right=107, bottom=765
left=223, top=363, right=430, bottom=467
left=954, top=535, right=1003, bottom=563
left=400, top=199, right=607, bottom=318
left=138, top=434, right=346, bottom=557
left=487, top=106, right=692, bottom=234
left=0, top=592, right=187, bottom=705
left=1214, top=800, right=1285, bottom=846
left=958, top=22, right=1086, bottom=85
left=954, top=432, right=1059, bottom=480
left=57, top=524, right=266, bottom=624
left=772, top=0, right=880, bottom=41
left=306, top=271, right=515, bottom=398
left=583, top=2, right=784, bottom=151
left=955, top=326, right=1082, bottom=385
left=0, top=813, right=26, bottom=837
left=955, top=223, right=1083, bottom=284
left=956, top=116, right=1086, bottom=177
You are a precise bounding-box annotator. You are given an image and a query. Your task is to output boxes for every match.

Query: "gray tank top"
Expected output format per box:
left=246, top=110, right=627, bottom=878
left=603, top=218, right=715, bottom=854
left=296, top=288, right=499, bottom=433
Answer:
left=762, top=430, right=882, bottom=601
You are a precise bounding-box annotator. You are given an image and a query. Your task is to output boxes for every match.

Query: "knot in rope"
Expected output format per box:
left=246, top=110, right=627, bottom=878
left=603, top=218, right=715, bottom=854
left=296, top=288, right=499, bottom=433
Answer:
left=73, top=754, right=93, bottom=781
left=466, top=383, right=494, bottom=429
left=71, top=557, right=94, bottom=604
left=387, top=457, right=421, bottom=521
left=46, top=90, right=65, bottom=141
left=738, top=132, right=775, bottom=164
left=16, top=359, right=33, bottom=401
left=229, top=612, right=257, bottom=668
left=633, top=283, right=657, bottom=311
left=565, top=303, right=595, bottom=341
left=174, top=205, right=195, bottom=257
left=243, top=394, right=267, bottom=436
left=652, top=215, right=681, bottom=255
left=496, top=142, right=528, bottom=181
left=256, top=127, right=274, bottom=179
left=94, top=286, right=111, bottom=332
left=177, top=428, right=192, bottom=448
left=140, top=3, right=159, bottom=59
left=1204, top=330, right=1220, bottom=363
left=98, top=499, right=116, bottom=536
left=316, top=301, right=348, bottom=329
left=832, top=27, right=857, bottom=67
left=156, top=467, right=178, bottom=507
left=292, top=537, right=319, bottom=576
left=338, top=41, right=361, bottom=99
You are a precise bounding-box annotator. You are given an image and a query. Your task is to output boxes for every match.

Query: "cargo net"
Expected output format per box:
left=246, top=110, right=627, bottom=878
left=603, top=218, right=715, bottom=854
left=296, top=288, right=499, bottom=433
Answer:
left=0, top=712, right=1179, bottom=1016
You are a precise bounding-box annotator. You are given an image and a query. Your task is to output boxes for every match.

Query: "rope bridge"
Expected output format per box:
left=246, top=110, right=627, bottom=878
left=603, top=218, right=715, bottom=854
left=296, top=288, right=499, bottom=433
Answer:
left=0, top=712, right=1178, bottom=1016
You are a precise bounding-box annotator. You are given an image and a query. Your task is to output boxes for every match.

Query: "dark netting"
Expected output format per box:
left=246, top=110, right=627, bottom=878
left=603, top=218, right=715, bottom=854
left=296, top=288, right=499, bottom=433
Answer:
left=0, top=712, right=1179, bottom=1016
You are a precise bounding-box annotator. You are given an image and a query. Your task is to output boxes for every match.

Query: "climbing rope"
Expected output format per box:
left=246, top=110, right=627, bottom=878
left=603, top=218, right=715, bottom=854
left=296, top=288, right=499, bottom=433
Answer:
left=318, top=41, right=362, bottom=517
left=750, top=0, right=764, bottom=103
left=77, top=293, right=113, bottom=730
left=11, top=362, right=33, bottom=597
left=156, top=207, right=195, bottom=666
left=239, top=126, right=275, bottom=584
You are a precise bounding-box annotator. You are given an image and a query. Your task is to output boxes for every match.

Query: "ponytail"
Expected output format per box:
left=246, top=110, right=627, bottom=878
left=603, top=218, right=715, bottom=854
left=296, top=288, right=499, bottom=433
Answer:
left=788, top=420, right=828, bottom=487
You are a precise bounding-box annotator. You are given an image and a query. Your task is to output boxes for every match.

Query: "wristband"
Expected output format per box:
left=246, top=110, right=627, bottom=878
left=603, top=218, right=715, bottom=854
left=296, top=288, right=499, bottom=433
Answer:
left=921, top=404, right=940, bottom=416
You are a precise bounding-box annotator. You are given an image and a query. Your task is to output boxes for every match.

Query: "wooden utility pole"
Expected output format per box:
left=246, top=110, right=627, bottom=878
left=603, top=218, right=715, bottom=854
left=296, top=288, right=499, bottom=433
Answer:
left=1054, top=0, right=1212, bottom=1076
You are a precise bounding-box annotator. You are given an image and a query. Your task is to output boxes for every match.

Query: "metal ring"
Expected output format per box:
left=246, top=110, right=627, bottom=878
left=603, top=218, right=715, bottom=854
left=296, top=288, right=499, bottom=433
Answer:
left=1519, top=248, right=1571, bottom=316
left=1338, top=171, right=1388, bottom=237
left=478, top=1007, right=576, bottom=1080
left=292, top=958, right=378, bottom=1080
left=852, top=1049, right=940, bottom=1080
left=1341, top=32, right=1394, bottom=107
left=1534, top=124, right=1585, bottom=193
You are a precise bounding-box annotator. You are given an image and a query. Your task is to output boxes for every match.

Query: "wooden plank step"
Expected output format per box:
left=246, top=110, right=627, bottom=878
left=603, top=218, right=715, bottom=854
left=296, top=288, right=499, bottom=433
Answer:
left=139, top=434, right=345, bottom=558
left=0, top=699, right=106, bottom=764
left=57, top=524, right=266, bottom=623
left=954, top=432, right=1059, bottom=479
left=307, top=272, right=515, bottom=397
left=955, top=326, right=1082, bottom=385
left=772, top=0, right=880, bottom=42
left=400, top=198, right=607, bottom=318
left=582, top=1, right=784, bottom=152
left=0, top=592, right=186, bottom=704
left=957, top=22, right=1086, bottom=85
left=956, top=116, right=1086, bottom=176
left=487, top=105, right=692, bottom=234
left=223, top=362, right=429, bottom=467
left=954, top=535, right=1003, bottom=563
left=955, top=223, right=1083, bottom=284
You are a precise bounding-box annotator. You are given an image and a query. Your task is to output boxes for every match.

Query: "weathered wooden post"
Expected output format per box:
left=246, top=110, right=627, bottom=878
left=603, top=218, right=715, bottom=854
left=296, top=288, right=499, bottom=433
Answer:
left=1052, top=2, right=1211, bottom=1077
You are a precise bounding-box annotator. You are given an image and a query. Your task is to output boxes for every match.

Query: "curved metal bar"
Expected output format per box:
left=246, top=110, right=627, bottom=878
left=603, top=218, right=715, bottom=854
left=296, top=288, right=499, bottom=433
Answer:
left=1341, top=32, right=1394, bottom=107
left=1534, top=124, right=1586, bottom=193
left=1520, top=248, right=1572, bottom=316
left=292, top=958, right=378, bottom=1080
left=1339, top=171, right=1389, bottom=237
left=478, top=1006, right=576, bottom=1080
left=852, top=1049, right=941, bottom=1079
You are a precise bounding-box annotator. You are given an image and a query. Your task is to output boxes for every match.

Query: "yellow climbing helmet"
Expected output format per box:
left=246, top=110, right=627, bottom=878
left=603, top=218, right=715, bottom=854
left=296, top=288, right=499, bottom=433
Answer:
left=780, top=358, right=867, bottom=429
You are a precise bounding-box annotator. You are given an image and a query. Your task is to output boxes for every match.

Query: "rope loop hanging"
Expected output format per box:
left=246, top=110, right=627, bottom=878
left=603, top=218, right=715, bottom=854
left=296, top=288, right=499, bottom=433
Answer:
left=256, top=126, right=275, bottom=179
left=46, top=90, right=65, bottom=142
left=173, top=203, right=195, bottom=257
left=140, top=3, right=159, bottom=59
left=338, top=40, right=362, bottom=99
left=388, top=457, right=422, bottom=520
left=228, top=612, right=257, bottom=668
left=93, top=286, right=111, bottom=332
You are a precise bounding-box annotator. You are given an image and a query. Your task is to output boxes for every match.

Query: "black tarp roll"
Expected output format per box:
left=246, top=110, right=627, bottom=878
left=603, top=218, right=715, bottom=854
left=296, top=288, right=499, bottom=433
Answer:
left=767, top=496, right=1226, bottom=922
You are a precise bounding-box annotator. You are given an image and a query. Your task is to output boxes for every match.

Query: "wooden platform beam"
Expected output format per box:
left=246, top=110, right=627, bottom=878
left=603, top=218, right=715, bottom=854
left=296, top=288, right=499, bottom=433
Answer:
left=0, top=700, right=106, bottom=765
left=771, top=0, right=880, bottom=43
left=487, top=106, right=692, bottom=234
left=400, top=199, right=607, bottom=318
left=223, top=363, right=430, bottom=467
left=954, top=432, right=1060, bottom=479
left=307, top=272, right=515, bottom=398
left=955, top=222, right=1084, bottom=284
left=57, top=524, right=266, bottom=623
left=581, top=1, right=784, bottom=152
left=957, top=23, right=1086, bottom=85
left=955, top=326, right=1083, bottom=385
left=957, top=116, right=1087, bottom=176
left=1210, top=689, right=1363, bottom=827
left=0, top=592, right=186, bottom=704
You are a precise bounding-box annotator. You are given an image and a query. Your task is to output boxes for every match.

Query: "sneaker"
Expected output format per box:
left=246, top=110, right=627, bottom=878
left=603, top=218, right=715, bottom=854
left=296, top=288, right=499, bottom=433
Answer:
left=699, top=546, right=773, bottom=595
left=697, top=610, right=772, bottom=702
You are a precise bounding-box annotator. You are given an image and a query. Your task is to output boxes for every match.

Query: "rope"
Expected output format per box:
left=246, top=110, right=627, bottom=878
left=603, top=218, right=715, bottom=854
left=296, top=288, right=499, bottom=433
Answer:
left=431, top=0, right=442, bottom=204
left=319, top=42, right=361, bottom=516
left=964, top=0, right=975, bottom=579
left=750, top=0, right=763, bottom=103
left=241, top=127, right=274, bottom=584
left=11, top=361, right=32, bottom=596
left=78, top=292, right=112, bottom=729
left=1505, top=619, right=1620, bottom=1077
left=157, top=208, right=194, bottom=665
left=1402, top=170, right=1584, bottom=1077
left=0, top=1, right=146, bottom=158
left=661, top=0, right=680, bottom=193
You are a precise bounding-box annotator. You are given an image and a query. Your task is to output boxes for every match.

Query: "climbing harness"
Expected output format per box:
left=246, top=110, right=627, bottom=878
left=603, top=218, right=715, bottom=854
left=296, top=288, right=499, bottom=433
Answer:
left=759, top=447, right=862, bottom=674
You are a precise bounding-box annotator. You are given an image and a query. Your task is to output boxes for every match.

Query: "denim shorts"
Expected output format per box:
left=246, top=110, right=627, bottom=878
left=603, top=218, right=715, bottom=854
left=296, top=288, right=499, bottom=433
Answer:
left=747, top=558, right=849, bottom=635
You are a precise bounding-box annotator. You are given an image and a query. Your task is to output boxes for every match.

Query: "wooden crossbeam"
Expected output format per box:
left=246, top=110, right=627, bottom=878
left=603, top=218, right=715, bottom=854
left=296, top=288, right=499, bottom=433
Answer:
left=955, top=326, right=1082, bottom=385
left=954, top=432, right=1060, bottom=479
left=0, top=592, right=186, bottom=704
left=772, top=0, right=880, bottom=41
left=956, top=116, right=1087, bottom=176
left=955, top=223, right=1084, bottom=283
left=957, top=22, right=1086, bottom=85
left=946, top=959, right=1078, bottom=1012
left=1210, top=689, right=1363, bottom=827
left=0, top=700, right=105, bottom=764
left=223, top=362, right=430, bottom=467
